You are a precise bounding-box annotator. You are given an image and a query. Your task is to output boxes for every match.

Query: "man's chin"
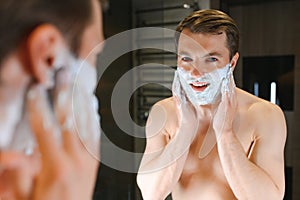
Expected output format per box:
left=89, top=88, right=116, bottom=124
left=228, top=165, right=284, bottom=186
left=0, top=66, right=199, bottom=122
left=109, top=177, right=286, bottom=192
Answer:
left=193, top=92, right=222, bottom=107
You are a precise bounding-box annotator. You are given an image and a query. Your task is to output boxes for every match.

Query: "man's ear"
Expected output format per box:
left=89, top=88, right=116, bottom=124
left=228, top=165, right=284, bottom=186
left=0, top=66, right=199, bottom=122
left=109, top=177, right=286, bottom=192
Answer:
left=230, top=52, right=239, bottom=70
left=26, top=24, right=66, bottom=87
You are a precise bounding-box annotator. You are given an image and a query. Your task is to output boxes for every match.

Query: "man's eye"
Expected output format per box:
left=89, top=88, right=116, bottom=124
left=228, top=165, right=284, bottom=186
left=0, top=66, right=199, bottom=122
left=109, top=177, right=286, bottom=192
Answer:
left=181, top=56, right=193, bottom=62
left=207, top=57, right=218, bottom=62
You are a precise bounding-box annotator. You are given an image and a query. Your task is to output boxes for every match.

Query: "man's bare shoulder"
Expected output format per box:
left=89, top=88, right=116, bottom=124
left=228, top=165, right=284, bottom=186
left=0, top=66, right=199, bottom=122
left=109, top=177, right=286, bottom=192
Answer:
left=152, top=97, right=177, bottom=114
left=237, top=88, right=284, bottom=115
left=236, top=88, right=286, bottom=137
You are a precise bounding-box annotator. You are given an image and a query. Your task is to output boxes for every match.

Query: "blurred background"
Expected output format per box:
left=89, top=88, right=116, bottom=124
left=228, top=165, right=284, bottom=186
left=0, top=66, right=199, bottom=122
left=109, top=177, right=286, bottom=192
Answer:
left=93, top=0, right=299, bottom=199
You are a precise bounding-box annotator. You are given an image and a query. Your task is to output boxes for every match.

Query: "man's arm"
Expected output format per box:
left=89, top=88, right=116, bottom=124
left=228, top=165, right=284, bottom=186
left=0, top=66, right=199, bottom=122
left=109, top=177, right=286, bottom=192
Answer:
left=215, top=98, right=286, bottom=200
left=137, top=99, right=197, bottom=200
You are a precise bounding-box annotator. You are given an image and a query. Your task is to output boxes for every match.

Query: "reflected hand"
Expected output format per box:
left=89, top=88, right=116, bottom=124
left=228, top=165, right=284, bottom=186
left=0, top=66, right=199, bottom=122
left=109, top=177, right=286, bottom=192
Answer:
left=25, top=70, right=100, bottom=200
left=0, top=151, right=40, bottom=200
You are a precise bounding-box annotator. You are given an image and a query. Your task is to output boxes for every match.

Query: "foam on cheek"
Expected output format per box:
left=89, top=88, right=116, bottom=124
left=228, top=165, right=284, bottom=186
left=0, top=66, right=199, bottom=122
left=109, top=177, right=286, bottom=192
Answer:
left=70, top=57, right=101, bottom=149
left=73, top=59, right=97, bottom=95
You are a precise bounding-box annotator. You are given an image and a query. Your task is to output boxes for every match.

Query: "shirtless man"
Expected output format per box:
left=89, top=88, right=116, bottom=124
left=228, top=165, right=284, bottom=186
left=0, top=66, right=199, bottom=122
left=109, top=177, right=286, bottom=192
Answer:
left=137, top=9, right=286, bottom=200
left=0, top=0, right=104, bottom=199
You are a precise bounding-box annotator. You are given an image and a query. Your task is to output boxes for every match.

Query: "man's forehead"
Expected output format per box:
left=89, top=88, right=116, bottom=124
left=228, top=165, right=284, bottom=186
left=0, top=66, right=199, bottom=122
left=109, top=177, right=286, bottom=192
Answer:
left=178, top=35, right=206, bottom=53
left=178, top=30, right=228, bottom=57
left=177, top=39, right=218, bottom=57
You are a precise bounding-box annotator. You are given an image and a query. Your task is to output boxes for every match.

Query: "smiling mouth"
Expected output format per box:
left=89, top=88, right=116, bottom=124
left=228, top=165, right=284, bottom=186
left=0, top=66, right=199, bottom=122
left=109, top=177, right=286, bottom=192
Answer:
left=189, top=82, right=209, bottom=92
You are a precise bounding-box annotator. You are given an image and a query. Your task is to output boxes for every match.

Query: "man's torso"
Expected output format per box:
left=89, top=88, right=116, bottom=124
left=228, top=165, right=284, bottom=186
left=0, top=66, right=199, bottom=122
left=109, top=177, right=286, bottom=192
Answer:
left=166, top=88, right=264, bottom=200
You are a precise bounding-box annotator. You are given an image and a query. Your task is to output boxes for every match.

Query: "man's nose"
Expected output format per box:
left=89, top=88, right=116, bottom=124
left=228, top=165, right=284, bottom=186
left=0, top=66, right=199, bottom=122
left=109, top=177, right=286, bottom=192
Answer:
left=180, top=63, right=204, bottom=78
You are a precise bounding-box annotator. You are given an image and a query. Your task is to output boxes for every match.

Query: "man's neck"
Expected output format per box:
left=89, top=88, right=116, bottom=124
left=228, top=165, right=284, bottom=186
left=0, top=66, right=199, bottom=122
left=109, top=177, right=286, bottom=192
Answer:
left=198, top=102, right=220, bottom=119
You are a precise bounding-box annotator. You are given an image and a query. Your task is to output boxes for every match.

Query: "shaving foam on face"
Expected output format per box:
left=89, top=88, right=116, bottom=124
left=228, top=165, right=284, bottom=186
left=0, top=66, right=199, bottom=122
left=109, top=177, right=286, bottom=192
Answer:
left=176, top=64, right=231, bottom=107
left=71, top=58, right=100, bottom=145
left=6, top=55, right=100, bottom=154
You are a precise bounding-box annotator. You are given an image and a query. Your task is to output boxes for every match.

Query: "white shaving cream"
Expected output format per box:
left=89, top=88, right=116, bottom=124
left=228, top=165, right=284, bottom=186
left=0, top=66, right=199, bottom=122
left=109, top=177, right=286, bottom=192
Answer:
left=5, top=55, right=100, bottom=154
left=175, top=64, right=231, bottom=106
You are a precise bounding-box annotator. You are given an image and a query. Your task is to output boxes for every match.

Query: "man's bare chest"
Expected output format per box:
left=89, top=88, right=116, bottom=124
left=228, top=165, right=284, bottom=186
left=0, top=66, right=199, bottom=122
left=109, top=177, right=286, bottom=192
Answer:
left=180, top=118, right=256, bottom=181
left=174, top=146, right=236, bottom=200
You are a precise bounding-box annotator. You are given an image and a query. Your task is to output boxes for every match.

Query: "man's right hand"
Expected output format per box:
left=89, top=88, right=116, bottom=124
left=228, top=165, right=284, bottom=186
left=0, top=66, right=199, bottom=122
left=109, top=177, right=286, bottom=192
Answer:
left=137, top=70, right=201, bottom=200
left=26, top=79, right=100, bottom=200
left=172, top=70, right=199, bottom=143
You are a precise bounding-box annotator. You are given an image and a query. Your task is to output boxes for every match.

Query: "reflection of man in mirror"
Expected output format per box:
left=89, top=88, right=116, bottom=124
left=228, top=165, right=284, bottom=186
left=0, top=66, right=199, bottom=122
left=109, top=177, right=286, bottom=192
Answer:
left=137, top=9, right=286, bottom=200
left=0, top=0, right=104, bottom=199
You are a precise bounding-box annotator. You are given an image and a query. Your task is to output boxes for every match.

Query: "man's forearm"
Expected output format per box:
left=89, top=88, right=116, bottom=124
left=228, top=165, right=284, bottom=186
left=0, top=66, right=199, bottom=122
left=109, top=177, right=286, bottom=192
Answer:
left=138, top=116, right=197, bottom=200
left=217, top=132, right=283, bottom=200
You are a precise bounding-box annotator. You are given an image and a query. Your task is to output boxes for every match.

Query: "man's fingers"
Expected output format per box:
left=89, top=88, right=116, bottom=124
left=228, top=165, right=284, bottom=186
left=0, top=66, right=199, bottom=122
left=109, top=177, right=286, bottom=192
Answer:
left=62, top=119, right=84, bottom=158
left=52, top=69, right=83, bottom=157
left=26, top=85, right=61, bottom=162
left=52, top=67, right=100, bottom=160
left=53, top=68, right=73, bottom=125
left=0, top=151, right=40, bottom=199
left=0, top=151, right=38, bottom=171
left=172, top=72, right=182, bottom=107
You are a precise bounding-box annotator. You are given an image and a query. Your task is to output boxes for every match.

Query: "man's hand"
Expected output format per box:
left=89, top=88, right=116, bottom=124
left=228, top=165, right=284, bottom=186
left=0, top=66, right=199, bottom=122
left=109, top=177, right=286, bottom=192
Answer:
left=172, top=70, right=199, bottom=143
left=26, top=72, right=100, bottom=200
left=212, top=68, right=237, bottom=139
left=0, top=151, right=40, bottom=200
left=0, top=66, right=101, bottom=200
left=137, top=71, right=200, bottom=200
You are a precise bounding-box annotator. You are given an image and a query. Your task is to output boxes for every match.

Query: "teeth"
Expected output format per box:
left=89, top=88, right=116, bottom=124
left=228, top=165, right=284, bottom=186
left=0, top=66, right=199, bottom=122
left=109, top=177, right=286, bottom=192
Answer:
left=191, top=82, right=207, bottom=87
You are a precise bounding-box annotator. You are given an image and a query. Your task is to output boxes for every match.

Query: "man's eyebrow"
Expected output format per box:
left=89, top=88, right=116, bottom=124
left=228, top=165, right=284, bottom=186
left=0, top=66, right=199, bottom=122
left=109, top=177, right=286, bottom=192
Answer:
left=202, top=52, right=223, bottom=58
left=178, top=51, right=223, bottom=58
left=177, top=50, right=191, bottom=56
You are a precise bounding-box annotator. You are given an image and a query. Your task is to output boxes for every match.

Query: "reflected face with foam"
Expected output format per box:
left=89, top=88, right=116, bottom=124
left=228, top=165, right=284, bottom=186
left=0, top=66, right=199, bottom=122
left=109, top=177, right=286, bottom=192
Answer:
left=176, top=28, right=232, bottom=106
left=0, top=0, right=104, bottom=152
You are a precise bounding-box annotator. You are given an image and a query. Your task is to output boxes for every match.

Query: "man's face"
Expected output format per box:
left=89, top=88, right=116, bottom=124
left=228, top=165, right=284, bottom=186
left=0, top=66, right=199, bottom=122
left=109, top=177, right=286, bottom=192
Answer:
left=176, top=28, right=231, bottom=105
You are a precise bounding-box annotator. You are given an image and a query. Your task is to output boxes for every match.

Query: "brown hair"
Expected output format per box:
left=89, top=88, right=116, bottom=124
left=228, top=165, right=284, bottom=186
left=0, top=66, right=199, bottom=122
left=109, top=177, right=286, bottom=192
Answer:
left=175, top=9, right=239, bottom=59
left=0, top=0, right=95, bottom=63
